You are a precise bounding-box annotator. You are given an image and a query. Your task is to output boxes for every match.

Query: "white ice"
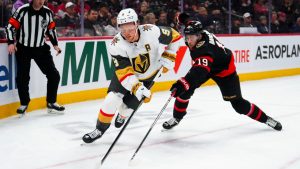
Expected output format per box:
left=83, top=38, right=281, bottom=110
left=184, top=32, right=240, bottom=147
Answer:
left=1, top=75, right=300, bottom=169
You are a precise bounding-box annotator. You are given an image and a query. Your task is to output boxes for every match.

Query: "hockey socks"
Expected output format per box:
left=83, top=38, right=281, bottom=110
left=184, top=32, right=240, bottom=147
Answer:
left=82, top=109, right=113, bottom=143
left=231, top=99, right=267, bottom=123
left=246, top=104, right=282, bottom=130
left=231, top=98, right=282, bottom=130
left=173, top=97, right=189, bottom=119
left=245, top=103, right=268, bottom=123
left=163, top=97, right=189, bottom=130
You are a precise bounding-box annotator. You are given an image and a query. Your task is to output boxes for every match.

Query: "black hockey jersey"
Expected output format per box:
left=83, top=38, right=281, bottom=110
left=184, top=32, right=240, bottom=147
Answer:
left=184, top=30, right=236, bottom=88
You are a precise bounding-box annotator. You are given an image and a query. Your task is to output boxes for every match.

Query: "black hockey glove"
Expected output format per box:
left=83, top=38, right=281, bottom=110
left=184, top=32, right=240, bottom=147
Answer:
left=170, top=78, right=190, bottom=97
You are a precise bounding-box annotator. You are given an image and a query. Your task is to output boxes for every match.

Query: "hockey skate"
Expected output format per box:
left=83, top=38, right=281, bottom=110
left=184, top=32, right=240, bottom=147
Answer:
left=82, top=128, right=103, bottom=143
left=266, top=116, right=282, bottom=131
left=162, top=117, right=181, bottom=130
left=17, top=105, right=28, bottom=117
left=114, top=113, right=126, bottom=128
left=47, top=102, right=65, bottom=114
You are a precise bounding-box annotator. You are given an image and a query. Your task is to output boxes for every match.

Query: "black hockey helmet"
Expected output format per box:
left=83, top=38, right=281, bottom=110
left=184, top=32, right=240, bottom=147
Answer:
left=184, top=21, right=203, bottom=35
left=177, top=12, right=191, bottom=26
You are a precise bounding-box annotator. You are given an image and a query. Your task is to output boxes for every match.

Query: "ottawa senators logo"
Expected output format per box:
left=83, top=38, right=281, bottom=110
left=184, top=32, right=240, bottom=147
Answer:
left=132, top=53, right=150, bottom=73
left=196, top=41, right=205, bottom=48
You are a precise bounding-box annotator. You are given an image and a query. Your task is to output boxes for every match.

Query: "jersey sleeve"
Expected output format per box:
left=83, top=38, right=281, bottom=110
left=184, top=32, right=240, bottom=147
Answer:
left=46, top=10, right=58, bottom=46
left=158, top=26, right=182, bottom=62
left=184, top=49, right=214, bottom=88
left=6, top=5, right=24, bottom=44
left=109, top=38, right=139, bottom=92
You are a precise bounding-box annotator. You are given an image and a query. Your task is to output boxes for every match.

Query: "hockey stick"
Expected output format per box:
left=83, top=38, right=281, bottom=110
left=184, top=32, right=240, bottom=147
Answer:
left=129, top=91, right=174, bottom=162
left=99, top=68, right=164, bottom=166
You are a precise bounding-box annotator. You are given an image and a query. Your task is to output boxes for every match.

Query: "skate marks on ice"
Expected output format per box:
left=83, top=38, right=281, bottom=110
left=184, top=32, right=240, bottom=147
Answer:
left=36, top=110, right=300, bottom=169
left=56, top=107, right=212, bottom=146
left=2, top=76, right=300, bottom=169
left=279, top=155, right=300, bottom=169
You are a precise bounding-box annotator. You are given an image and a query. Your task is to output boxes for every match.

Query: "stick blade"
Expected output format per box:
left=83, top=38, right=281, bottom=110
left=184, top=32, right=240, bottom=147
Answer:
left=94, top=159, right=102, bottom=169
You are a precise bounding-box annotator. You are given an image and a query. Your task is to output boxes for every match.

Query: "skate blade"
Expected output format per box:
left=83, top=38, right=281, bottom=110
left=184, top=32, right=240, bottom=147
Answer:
left=18, top=113, right=26, bottom=118
left=80, top=141, right=92, bottom=146
left=80, top=142, right=87, bottom=146
left=128, top=158, right=142, bottom=167
left=47, top=109, right=65, bottom=115
left=161, top=128, right=171, bottom=132
left=80, top=142, right=102, bottom=147
left=161, top=127, right=177, bottom=132
left=94, top=159, right=102, bottom=169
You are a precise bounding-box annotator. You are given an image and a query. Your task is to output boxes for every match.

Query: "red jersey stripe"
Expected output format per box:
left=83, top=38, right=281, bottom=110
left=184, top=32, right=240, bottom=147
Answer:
left=119, top=73, right=134, bottom=83
left=215, top=54, right=236, bottom=77
left=171, top=35, right=183, bottom=43
left=100, top=109, right=114, bottom=117
left=197, top=56, right=214, bottom=63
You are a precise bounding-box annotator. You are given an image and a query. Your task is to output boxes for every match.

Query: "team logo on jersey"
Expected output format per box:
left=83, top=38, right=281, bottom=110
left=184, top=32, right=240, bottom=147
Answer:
left=196, top=41, right=205, bottom=48
left=142, top=25, right=153, bottom=31
left=41, top=19, right=48, bottom=29
left=132, top=53, right=150, bottom=73
left=111, top=37, right=120, bottom=46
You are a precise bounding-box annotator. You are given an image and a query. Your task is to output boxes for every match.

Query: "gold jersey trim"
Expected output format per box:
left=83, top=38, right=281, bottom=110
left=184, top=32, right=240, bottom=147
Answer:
left=115, top=66, right=135, bottom=81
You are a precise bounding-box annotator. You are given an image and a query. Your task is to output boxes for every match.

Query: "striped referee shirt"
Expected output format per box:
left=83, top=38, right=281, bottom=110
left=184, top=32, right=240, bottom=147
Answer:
left=6, top=3, right=58, bottom=47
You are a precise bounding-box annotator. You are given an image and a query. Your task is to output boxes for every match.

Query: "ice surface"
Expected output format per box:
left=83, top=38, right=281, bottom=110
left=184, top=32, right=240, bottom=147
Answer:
left=1, top=75, right=300, bottom=169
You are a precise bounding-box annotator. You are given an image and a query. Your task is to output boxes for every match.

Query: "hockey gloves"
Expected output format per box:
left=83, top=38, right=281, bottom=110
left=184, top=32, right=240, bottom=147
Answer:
left=170, top=78, right=190, bottom=97
left=160, top=51, right=176, bottom=73
left=132, top=82, right=152, bottom=103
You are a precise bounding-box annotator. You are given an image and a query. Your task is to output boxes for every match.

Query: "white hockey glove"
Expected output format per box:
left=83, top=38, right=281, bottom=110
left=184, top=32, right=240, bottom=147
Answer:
left=132, top=82, right=152, bottom=103
left=160, top=51, right=176, bottom=73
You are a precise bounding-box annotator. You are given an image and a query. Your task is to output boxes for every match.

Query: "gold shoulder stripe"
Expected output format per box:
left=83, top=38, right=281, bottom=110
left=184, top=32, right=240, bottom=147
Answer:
left=116, top=66, right=135, bottom=82
left=171, top=28, right=182, bottom=42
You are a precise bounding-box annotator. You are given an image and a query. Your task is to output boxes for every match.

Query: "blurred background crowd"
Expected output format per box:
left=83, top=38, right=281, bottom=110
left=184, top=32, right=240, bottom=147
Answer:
left=1, top=0, right=300, bottom=39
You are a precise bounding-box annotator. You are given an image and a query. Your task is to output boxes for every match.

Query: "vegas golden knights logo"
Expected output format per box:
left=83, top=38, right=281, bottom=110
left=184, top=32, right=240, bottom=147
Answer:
left=132, top=53, right=150, bottom=73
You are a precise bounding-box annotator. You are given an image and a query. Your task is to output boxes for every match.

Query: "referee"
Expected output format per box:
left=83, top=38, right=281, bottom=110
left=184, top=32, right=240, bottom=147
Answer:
left=6, top=0, right=65, bottom=115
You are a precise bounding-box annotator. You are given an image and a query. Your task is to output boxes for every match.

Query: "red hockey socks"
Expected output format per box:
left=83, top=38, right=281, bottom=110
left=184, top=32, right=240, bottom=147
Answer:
left=173, top=97, right=189, bottom=119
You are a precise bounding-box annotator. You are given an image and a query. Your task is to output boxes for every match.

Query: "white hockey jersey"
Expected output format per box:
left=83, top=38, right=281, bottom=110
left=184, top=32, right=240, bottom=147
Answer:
left=108, top=24, right=182, bottom=91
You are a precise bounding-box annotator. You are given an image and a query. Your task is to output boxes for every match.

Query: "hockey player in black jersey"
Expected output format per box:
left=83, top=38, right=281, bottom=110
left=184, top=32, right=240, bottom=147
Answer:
left=163, top=14, right=282, bottom=131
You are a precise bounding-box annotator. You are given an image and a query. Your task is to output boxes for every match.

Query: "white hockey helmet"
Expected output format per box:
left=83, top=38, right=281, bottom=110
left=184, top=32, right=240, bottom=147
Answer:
left=117, top=8, right=138, bottom=26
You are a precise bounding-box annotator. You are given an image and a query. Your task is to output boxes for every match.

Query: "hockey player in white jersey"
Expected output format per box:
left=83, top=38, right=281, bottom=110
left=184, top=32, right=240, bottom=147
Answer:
left=82, top=8, right=182, bottom=143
